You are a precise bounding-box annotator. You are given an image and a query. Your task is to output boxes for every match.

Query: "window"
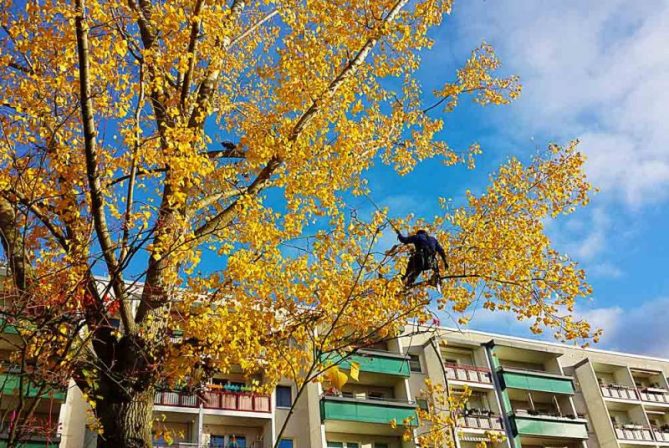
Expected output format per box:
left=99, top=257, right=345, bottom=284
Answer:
left=327, top=442, right=358, bottom=448
left=417, top=399, right=429, bottom=411
left=227, top=436, right=246, bottom=448
left=276, top=385, right=292, bottom=408
left=278, top=440, right=294, bottom=448
left=409, top=354, right=422, bottom=372
left=327, top=443, right=343, bottom=448
left=210, top=436, right=225, bottom=448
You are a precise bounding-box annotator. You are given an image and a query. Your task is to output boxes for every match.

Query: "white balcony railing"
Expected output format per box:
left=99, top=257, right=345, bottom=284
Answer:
left=600, top=384, right=640, bottom=400
left=653, top=427, right=669, bottom=442
left=456, top=412, right=504, bottom=431
left=639, top=387, right=669, bottom=404
left=154, top=390, right=271, bottom=413
left=444, top=363, right=492, bottom=385
left=614, top=425, right=654, bottom=442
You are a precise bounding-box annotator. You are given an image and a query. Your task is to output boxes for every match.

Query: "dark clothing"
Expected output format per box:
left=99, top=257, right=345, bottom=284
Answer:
left=397, top=232, right=447, bottom=261
left=397, top=232, right=448, bottom=286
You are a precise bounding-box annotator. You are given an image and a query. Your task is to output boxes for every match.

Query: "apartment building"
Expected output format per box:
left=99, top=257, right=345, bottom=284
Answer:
left=4, top=326, right=669, bottom=448
left=402, top=328, right=669, bottom=448
left=0, top=322, right=67, bottom=448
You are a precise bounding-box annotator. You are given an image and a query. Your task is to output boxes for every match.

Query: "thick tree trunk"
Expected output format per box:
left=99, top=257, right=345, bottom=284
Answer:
left=96, top=389, right=154, bottom=448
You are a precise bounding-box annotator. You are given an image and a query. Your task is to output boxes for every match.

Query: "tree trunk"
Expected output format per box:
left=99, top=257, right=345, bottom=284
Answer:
left=96, top=389, right=155, bottom=448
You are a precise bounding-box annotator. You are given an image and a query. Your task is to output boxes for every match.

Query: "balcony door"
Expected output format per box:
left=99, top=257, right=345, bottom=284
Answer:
left=327, top=442, right=359, bottom=448
left=210, top=435, right=247, bottom=448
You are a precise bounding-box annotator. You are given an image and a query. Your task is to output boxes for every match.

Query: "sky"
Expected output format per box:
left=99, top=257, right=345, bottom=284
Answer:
left=363, top=0, right=669, bottom=356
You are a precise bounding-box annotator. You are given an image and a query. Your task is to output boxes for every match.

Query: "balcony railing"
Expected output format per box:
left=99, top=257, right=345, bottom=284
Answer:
left=154, top=443, right=198, bottom=448
left=321, top=392, right=417, bottom=427
left=614, top=425, right=654, bottom=442
left=154, top=390, right=271, bottom=413
left=203, top=390, right=271, bottom=412
left=639, top=387, right=669, bottom=404
left=456, top=412, right=504, bottom=431
left=653, top=427, right=669, bottom=442
left=600, top=384, right=640, bottom=400
left=511, top=411, right=588, bottom=439
left=444, top=363, right=492, bottom=385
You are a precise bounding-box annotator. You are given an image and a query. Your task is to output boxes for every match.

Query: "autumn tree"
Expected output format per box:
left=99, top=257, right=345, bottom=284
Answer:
left=0, top=0, right=599, bottom=447
left=0, top=274, right=82, bottom=447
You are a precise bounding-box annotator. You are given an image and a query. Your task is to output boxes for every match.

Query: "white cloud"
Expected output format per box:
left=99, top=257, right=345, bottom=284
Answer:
left=588, top=262, right=623, bottom=279
left=460, top=297, right=669, bottom=358
left=579, top=297, right=669, bottom=357
left=454, top=0, right=669, bottom=206
left=565, top=207, right=610, bottom=261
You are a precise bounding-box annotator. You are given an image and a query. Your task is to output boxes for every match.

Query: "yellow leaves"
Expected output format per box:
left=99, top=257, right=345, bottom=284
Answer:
left=0, top=0, right=598, bottom=428
left=349, top=361, right=360, bottom=381
left=432, top=141, right=597, bottom=343
left=113, top=40, right=127, bottom=58
left=414, top=379, right=471, bottom=447
left=433, top=42, right=522, bottom=112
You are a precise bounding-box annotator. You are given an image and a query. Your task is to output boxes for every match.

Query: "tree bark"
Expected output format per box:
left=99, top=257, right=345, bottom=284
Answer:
left=0, top=196, right=31, bottom=291
left=96, top=388, right=155, bottom=448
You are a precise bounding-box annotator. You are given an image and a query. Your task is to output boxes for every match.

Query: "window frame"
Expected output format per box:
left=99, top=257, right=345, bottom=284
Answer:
left=276, top=385, right=293, bottom=408
left=408, top=353, right=422, bottom=373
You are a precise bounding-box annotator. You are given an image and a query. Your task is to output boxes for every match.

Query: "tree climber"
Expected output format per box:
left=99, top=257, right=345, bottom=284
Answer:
left=396, top=229, right=448, bottom=288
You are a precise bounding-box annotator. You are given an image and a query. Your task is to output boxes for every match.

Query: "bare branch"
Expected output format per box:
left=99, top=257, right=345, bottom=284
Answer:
left=180, top=0, right=206, bottom=111
left=75, top=0, right=136, bottom=334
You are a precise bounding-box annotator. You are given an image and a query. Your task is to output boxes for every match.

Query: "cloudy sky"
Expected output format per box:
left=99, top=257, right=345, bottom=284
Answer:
left=366, top=0, right=669, bottom=356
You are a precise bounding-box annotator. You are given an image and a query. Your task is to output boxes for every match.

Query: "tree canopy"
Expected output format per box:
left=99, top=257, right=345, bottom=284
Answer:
left=0, top=0, right=598, bottom=446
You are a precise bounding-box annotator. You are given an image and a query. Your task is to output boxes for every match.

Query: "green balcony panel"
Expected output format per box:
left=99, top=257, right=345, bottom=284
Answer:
left=321, top=396, right=417, bottom=426
left=0, top=441, right=60, bottom=448
left=0, top=318, right=19, bottom=334
left=511, top=415, right=588, bottom=439
left=0, top=373, right=66, bottom=400
left=322, top=350, right=410, bottom=378
left=500, top=369, right=574, bottom=394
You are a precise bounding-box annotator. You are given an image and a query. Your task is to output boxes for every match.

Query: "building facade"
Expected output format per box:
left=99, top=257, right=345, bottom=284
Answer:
left=5, top=327, right=669, bottom=448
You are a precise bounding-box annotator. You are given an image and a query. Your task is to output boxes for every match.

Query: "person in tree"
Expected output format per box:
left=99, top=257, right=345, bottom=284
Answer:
left=396, top=229, right=448, bottom=287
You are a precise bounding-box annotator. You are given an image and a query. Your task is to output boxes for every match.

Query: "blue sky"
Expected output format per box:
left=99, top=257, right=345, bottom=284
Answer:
left=363, top=0, right=669, bottom=356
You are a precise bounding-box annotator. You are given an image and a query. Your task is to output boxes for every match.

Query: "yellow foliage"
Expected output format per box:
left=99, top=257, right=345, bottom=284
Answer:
left=0, top=0, right=597, bottom=439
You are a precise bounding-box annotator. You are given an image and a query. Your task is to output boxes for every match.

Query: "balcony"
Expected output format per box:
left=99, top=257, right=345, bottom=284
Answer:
left=322, top=349, right=410, bottom=378
left=0, top=440, right=62, bottom=448
left=639, top=387, right=669, bottom=404
left=600, top=383, right=640, bottom=401
left=614, top=424, right=654, bottom=442
left=456, top=410, right=504, bottom=431
left=0, top=370, right=66, bottom=401
left=499, top=367, right=575, bottom=395
left=154, top=390, right=271, bottom=413
left=0, top=420, right=61, bottom=447
left=320, top=394, right=417, bottom=426
left=154, top=444, right=198, bottom=448
left=445, top=363, right=493, bottom=386
left=653, top=427, right=669, bottom=443
left=510, top=410, right=588, bottom=439
left=155, top=444, right=264, bottom=448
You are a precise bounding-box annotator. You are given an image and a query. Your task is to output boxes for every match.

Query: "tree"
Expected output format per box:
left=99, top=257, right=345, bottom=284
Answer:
left=0, top=0, right=598, bottom=447
left=0, top=278, right=81, bottom=447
